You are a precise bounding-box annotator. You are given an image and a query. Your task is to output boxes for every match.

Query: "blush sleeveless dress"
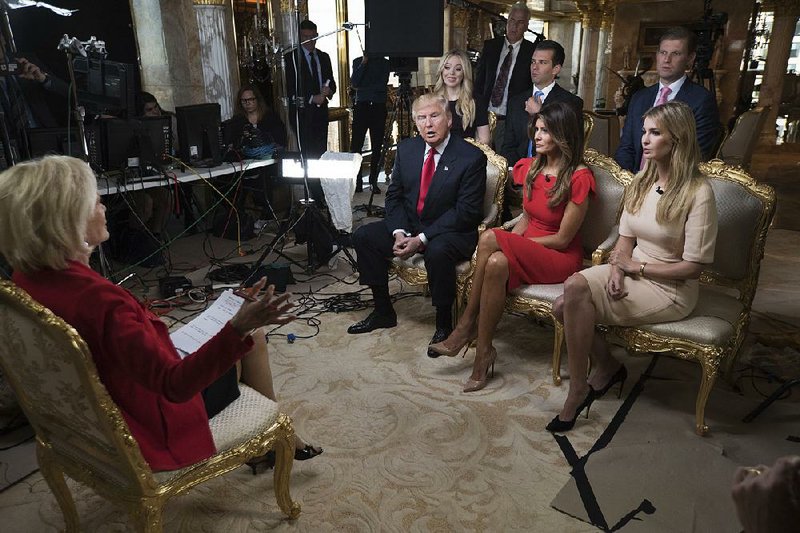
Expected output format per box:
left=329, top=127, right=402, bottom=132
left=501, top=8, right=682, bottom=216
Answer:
left=579, top=180, right=717, bottom=325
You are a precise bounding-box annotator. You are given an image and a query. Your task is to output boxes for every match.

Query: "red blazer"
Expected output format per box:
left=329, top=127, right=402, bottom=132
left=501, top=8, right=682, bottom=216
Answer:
left=13, top=261, right=254, bottom=471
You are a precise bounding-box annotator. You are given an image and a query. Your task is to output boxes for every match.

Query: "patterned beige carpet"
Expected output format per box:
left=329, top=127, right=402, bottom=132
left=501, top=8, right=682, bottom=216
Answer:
left=0, top=275, right=798, bottom=531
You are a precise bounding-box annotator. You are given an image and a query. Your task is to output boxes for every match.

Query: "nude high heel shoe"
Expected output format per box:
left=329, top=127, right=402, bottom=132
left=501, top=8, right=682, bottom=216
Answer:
left=429, top=328, right=477, bottom=357
left=463, top=346, right=497, bottom=392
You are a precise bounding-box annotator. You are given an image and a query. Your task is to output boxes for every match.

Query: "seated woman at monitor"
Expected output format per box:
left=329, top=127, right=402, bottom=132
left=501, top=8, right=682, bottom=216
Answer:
left=431, top=49, right=490, bottom=145
left=0, top=155, right=322, bottom=472
left=227, top=85, right=286, bottom=159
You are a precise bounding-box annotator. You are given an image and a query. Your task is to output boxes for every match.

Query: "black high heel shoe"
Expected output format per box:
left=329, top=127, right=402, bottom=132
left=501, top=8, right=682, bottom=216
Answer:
left=294, top=444, right=323, bottom=461
left=546, top=389, right=596, bottom=433
left=592, top=365, right=628, bottom=399
left=246, top=450, right=276, bottom=475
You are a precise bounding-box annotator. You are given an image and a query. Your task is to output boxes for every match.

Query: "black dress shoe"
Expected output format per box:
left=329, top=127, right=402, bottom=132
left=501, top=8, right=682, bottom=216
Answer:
left=347, top=311, right=397, bottom=334
left=427, top=327, right=453, bottom=358
left=294, top=444, right=323, bottom=461
left=370, top=184, right=382, bottom=195
left=355, top=180, right=364, bottom=193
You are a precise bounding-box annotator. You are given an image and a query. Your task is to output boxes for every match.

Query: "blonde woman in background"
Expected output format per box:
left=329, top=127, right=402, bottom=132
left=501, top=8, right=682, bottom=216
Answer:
left=432, top=49, right=491, bottom=145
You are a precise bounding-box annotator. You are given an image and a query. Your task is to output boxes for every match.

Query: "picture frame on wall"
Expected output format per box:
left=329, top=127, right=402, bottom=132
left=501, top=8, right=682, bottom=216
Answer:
left=638, top=22, right=694, bottom=54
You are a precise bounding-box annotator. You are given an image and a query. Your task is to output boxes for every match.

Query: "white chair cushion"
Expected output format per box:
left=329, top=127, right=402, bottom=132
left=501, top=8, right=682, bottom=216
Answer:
left=209, top=384, right=279, bottom=452
left=509, top=283, right=564, bottom=303
left=153, top=384, right=279, bottom=484
left=628, top=288, right=743, bottom=346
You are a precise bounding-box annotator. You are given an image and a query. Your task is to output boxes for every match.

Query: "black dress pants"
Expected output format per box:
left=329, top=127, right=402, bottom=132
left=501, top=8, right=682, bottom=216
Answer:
left=350, top=101, right=388, bottom=186
left=352, top=221, right=474, bottom=309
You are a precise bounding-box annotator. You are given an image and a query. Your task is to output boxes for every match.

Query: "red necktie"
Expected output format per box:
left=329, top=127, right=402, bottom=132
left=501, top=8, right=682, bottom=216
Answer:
left=417, top=148, right=437, bottom=215
left=490, top=45, right=513, bottom=107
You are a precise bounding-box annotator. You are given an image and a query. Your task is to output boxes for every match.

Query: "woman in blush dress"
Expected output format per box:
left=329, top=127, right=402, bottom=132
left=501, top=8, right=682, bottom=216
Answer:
left=548, top=101, right=718, bottom=432
left=430, top=102, right=595, bottom=392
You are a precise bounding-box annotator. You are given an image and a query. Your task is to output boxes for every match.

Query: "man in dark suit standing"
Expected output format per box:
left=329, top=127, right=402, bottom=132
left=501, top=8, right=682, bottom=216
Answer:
left=284, top=19, right=336, bottom=159
left=348, top=94, right=486, bottom=356
left=473, top=1, right=535, bottom=150
left=284, top=19, right=336, bottom=204
left=615, top=26, right=719, bottom=171
left=501, top=40, right=584, bottom=167
left=350, top=54, right=390, bottom=194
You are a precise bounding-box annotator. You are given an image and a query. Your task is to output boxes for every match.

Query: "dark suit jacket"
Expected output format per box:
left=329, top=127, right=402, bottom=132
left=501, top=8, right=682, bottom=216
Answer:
left=284, top=47, right=336, bottom=156
left=500, top=83, right=584, bottom=166
left=385, top=135, right=486, bottom=249
left=473, top=38, right=535, bottom=112
left=614, top=78, right=720, bottom=171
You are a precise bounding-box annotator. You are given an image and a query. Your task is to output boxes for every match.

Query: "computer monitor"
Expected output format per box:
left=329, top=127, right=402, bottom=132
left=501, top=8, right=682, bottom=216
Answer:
left=95, top=116, right=173, bottom=173
left=135, top=115, right=172, bottom=171
left=176, top=103, right=222, bottom=166
left=72, top=57, right=137, bottom=118
left=27, top=127, right=82, bottom=159
left=98, top=118, right=134, bottom=171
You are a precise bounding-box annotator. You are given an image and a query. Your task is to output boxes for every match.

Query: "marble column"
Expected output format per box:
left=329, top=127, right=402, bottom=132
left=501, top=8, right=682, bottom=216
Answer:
left=193, top=0, right=238, bottom=120
left=757, top=0, right=800, bottom=144
left=131, top=0, right=205, bottom=111
left=575, top=2, right=604, bottom=107
left=592, top=6, right=616, bottom=110
left=547, top=19, right=580, bottom=93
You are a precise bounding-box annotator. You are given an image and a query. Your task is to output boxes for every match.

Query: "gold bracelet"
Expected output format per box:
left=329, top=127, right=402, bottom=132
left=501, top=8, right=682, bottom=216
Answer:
left=639, top=262, right=647, bottom=277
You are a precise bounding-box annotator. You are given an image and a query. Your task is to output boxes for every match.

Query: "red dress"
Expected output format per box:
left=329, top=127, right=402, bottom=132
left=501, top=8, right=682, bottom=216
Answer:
left=492, top=158, right=595, bottom=290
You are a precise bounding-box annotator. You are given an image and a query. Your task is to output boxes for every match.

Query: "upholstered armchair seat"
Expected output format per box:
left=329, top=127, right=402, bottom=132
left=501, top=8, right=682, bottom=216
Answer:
left=0, top=281, right=301, bottom=532
left=636, top=289, right=743, bottom=346
left=153, top=384, right=280, bottom=485
left=509, top=282, right=565, bottom=302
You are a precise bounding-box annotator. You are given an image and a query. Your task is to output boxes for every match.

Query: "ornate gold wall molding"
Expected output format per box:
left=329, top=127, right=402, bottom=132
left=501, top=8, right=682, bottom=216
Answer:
left=575, top=0, right=604, bottom=29
left=193, top=0, right=227, bottom=5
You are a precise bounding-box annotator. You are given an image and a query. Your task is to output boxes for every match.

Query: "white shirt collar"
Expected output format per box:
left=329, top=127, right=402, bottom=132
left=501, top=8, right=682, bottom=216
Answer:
left=658, top=75, right=687, bottom=100
left=533, top=80, right=557, bottom=99
left=425, top=134, right=450, bottom=158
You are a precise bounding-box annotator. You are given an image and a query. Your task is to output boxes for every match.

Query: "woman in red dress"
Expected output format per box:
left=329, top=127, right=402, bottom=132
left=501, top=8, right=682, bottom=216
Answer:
left=429, top=102, right=595, bottom=391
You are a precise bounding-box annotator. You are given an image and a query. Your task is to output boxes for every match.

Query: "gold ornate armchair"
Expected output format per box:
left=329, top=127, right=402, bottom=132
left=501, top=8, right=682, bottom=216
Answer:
left=584, top=110, right=621, bottom=156
left=391, top=139, right=507, bottom=308
left=0, top=281, right=300, bottom=532
left=582, top=111, right=594, bottom=147
left=556, top=161, right=776, bottom=435
left=716, top=106, right=769, bottom=171
left=488, top=150, right=630, bottom=384
left=488, top=111, right=498, bottom=139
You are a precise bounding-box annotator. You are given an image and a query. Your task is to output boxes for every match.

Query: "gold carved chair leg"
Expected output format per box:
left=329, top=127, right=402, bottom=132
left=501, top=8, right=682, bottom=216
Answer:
left=37, top=442, right=80, bottom=533
left=695, top=349, right=723, bottom=436
left=272, top=421, right=302, bottom=519
left=551, top=321, right=565, bottom=386
left=132, top=500, right=164, bottom=533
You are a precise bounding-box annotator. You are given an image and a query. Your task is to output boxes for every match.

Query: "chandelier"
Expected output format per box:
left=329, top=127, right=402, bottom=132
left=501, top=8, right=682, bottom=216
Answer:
left=238, top=0, right=280, bottom=83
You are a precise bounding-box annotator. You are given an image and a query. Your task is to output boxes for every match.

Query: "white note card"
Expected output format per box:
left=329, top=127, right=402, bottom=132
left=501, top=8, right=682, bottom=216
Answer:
left=169, top=290, right=244, bottom=358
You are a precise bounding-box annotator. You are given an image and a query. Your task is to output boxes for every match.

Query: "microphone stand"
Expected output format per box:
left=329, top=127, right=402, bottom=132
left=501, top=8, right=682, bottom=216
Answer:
left=244, top=7, right=357, bottom=279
